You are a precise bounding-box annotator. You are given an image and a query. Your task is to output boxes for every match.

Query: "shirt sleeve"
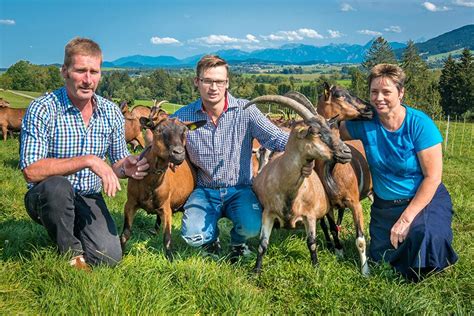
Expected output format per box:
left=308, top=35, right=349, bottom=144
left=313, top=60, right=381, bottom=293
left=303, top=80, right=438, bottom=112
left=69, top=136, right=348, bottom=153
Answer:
left=107, top=106, right=130, bottom=164
left=19, top=101, right=50, bottom=170
left=412, top=111, right=443, bottom=152
left=247, top=104, right=289, bottom=152
left=345, top=120, right=365, bottom=142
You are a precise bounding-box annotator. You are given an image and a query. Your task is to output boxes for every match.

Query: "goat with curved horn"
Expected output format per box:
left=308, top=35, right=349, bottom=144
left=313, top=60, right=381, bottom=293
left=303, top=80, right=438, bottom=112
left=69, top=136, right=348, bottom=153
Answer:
left=284, top=91, right=318, bottom=115
left=245, top=95, right=316, bottom=122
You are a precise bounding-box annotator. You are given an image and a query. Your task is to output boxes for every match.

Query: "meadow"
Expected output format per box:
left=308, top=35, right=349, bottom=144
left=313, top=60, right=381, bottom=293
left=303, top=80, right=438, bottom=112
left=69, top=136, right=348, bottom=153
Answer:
left=0, top=90, right=473, bottom=314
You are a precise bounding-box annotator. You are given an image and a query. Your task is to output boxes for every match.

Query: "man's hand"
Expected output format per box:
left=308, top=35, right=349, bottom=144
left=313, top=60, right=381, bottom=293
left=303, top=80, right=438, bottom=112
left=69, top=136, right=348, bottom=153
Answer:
left=302, top=161, right=315, bottom=177
left=122, top=155, right=149, bottom=180
left=88, top=155, right=121, bottom=197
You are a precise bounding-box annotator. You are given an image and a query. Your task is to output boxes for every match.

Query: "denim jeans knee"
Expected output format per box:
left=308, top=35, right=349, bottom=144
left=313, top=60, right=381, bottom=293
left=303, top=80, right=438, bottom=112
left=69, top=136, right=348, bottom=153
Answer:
left=181, top=187, right=221, bottom=247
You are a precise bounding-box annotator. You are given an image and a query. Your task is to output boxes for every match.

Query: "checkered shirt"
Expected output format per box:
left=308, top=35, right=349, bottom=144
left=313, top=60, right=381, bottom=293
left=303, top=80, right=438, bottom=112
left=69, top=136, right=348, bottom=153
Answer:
left=19, top=87, right=130, bottom=194
left=172, top=92, right=288, bottom=188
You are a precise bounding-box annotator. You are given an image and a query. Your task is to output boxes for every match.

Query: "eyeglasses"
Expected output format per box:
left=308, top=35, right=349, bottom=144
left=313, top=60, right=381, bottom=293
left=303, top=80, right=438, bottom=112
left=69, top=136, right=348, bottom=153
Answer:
left=199, top=78, right=228, bottom=88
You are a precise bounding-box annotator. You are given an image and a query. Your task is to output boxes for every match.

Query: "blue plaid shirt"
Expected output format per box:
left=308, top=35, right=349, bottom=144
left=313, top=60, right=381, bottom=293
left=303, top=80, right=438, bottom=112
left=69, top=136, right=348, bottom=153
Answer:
left=20, top=87, right=130, bottom=195
left=172, top=92, right=288, bottom=188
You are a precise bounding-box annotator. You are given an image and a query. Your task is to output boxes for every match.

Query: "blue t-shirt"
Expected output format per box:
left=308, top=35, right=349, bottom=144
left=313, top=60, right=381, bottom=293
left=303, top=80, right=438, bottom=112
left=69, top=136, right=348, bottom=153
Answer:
left=346, top=105, right=442, bottom=200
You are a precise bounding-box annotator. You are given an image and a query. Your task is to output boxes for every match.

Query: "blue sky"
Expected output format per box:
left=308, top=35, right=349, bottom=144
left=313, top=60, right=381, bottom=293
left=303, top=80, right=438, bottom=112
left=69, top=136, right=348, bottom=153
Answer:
left=1, top=0, right=473, bottom=68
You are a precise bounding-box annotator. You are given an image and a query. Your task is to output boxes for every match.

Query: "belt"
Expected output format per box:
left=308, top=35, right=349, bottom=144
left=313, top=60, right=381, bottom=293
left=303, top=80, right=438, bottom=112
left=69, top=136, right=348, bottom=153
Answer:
left=373, top=194, right=413, bottom=208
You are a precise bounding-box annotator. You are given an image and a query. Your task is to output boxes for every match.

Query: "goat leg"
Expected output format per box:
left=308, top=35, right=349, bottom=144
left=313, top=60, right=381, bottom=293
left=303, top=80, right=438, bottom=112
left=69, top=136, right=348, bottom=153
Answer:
left=319, top=216, right=334, bottom=250
left=162, top=207, right=174, bottom=262
left=327, top=209, right=344, bottom=257
left=120, top=201, right=139, bottom=250
left=349, top=201, right=369, bottom=276
left=305, top=218, right=318, bottom=266
left=254, top=213, right=274, bottom=274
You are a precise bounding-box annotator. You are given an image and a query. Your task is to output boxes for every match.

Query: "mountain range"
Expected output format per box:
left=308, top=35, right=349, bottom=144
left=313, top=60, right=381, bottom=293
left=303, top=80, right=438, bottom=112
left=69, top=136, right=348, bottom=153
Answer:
left=104, top=24, right=474, bottom=68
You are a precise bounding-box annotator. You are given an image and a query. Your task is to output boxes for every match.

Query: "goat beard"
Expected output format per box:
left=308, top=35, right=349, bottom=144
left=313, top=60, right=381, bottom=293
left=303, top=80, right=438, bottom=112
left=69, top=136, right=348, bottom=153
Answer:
left=168, top=163, right=178, bottom=172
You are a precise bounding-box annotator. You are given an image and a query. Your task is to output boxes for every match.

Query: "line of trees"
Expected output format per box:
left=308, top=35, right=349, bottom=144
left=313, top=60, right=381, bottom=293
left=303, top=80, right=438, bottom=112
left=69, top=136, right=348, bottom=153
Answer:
left=0, top=40, right=472, bottom=119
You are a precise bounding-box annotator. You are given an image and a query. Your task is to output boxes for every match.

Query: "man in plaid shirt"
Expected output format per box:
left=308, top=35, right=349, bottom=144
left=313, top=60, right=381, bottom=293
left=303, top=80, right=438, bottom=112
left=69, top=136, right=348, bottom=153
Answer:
left=19, top=38, right=149, bottom=271
left=173, top=55, right=312, bottom=261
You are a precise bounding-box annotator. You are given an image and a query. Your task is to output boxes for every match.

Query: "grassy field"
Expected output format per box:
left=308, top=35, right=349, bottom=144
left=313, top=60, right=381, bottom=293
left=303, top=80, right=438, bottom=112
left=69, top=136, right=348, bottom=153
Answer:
left=0, top=90, right=183, bottom=113
left=0, top=120, right=473, bottom=314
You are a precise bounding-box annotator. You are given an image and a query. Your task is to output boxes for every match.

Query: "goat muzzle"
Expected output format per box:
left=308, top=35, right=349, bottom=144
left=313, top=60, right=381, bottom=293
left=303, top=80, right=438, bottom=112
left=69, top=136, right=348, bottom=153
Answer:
left=334, top=142, right=352, bottom=164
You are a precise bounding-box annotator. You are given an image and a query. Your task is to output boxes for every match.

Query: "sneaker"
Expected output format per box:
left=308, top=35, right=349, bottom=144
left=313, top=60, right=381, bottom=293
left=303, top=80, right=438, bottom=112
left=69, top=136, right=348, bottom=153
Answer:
left=201, top=239, right=222, bottom=258
left=229, top=243, right=252, bottom=263
left=69, top=255, right=91, bottom=272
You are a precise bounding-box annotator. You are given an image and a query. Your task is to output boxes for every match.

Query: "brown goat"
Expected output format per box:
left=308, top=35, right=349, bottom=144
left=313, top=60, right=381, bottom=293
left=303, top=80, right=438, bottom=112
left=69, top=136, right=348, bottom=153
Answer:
left=120, top=109, right=205, bottom=260
left=0, top=104, right=26, bottom=141
left=284, top=84, right=373, bottom=275
left=246, top=96, right=353, bottom=273
left=120, top=101, right=146, bottom=151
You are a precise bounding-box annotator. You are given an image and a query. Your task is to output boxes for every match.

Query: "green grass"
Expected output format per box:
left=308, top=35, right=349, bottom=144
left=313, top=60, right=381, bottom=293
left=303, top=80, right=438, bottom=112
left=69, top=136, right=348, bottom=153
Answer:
left=0, top=89, right=38, bottom=108
left=0, top=126, right=473, bottom=314
left=0, top=90, right=183, bottom=113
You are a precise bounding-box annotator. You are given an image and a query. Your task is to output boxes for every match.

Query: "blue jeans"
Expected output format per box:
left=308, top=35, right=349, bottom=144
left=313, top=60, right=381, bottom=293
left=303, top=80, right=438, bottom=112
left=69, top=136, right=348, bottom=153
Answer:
left=181, top=185, right=262, bottom=247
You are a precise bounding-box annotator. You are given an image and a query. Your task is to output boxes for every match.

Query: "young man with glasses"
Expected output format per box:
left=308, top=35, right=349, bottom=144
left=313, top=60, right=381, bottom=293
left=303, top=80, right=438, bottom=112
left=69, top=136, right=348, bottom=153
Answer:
left=172, top=55, right=310, bottom=261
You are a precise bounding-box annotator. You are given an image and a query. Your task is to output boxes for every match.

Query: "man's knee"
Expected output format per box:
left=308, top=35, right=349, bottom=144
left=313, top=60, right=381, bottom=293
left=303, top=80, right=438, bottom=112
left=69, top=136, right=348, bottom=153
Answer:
left=235, top=221, right=261, bottom=240
left=38, top=176, right=74, bottom=207
left=85, top=236, right=122, bottom=267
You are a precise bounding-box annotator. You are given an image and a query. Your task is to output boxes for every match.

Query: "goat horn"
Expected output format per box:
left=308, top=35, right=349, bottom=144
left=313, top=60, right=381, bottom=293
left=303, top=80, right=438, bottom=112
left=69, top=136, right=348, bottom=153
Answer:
left=154, top=100, right=168, bottom=109
left=244, top=95, right=315, bottom=121
left=284, top=91, right=317, bottom=115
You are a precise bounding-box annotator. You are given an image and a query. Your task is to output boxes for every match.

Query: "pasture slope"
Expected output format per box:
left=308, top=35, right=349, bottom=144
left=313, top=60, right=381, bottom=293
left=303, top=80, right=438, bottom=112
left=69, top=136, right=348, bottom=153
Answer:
left=0, top=127, right=473, bottom=314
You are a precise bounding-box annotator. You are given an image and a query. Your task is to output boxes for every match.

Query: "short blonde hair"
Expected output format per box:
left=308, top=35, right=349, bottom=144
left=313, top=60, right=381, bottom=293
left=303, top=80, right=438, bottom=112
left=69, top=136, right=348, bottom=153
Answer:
left=196, top=55, right=229, bottom=78
left=63, top=37, right=102, bottom=68
left=368, top=63, right=406, bottom=92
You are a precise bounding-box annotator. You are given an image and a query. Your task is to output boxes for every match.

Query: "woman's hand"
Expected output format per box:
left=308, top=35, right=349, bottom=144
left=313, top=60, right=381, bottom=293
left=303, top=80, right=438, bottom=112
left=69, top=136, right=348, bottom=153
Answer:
left=390, top=216, right=412, bottom=249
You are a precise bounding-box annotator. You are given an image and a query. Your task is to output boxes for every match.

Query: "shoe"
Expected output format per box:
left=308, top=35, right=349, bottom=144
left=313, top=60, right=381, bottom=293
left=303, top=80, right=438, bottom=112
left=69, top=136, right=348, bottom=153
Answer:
left=229, top=243, right=252, bottom=263
left=201, top=239, right=222, bottom=259
left=69, top=255, right=91, bottom=272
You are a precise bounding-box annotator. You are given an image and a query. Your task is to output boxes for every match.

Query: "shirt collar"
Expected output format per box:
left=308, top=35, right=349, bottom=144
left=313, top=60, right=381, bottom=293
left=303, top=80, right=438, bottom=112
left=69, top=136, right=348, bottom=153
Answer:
left=194, top=91, right=239, bottom=113
left=60, top=86, right=103, bottom=114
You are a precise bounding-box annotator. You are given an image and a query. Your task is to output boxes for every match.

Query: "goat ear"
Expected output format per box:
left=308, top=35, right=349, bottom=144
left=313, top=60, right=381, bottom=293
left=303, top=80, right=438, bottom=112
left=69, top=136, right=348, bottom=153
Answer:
left=323, top=82, right=331, bottom=101
left=296, top=126, right=310, bottom=139
left=328, top=115, right=340, bottom=129
left=186, top=120, right=207, bottom=131
left=139, top=117, right=154, bottom=129
left=119, top=101, right=128, bottom=113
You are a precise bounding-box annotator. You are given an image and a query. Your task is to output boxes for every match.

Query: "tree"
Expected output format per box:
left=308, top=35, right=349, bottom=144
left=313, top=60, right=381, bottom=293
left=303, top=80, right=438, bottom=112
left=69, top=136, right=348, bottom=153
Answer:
left=438, top=50, right=474, bottom=116
left=439, top=55, right=460, bottom=115
left=349, top=67, right=367, bottom=99
left=401, top=40, right=441, bottom=116
left=458, top=48, right=474, bottom=115
left=361, top=37, right=397, bottom=72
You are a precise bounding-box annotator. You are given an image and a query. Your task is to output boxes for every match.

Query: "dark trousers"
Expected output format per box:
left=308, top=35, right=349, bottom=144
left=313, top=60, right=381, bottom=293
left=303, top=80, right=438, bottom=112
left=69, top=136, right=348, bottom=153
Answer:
left=24, top=176, right=122, bottom=266
left=369, top=183, right=458, bottom=280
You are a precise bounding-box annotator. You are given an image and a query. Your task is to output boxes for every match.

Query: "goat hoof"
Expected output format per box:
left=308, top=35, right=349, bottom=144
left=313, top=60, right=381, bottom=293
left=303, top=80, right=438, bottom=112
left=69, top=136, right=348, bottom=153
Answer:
left=361, top=263, right=370, bottom=276
left=165, top=251, right=174, bottom=262
left=335, top=248, right=344, bottom=258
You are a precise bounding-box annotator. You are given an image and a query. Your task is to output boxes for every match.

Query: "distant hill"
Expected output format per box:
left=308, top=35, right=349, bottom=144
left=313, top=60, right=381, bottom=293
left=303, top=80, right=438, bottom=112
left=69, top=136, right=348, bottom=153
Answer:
left=105, top=25, right=473, bottom=68
left=394, top=24, right=474, bottom=58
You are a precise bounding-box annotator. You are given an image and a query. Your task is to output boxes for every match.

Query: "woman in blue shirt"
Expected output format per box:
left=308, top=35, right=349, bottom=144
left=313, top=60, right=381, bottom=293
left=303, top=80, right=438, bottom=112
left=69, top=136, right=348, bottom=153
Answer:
left=340, top=64, right=457, bottom=281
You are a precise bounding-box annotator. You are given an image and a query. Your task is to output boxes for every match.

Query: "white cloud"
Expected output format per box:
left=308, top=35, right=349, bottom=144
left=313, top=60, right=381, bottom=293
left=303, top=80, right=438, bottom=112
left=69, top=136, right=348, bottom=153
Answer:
left=357, top=29, right=382, bottom=36
left=423, top=2, right=450, bottom=11
left=246, top=34, right=260, bottom=43
left=262, top=28, right=323, bottom=41
left=453, top=0, right=474, bottom=7
left=0, top=19, right=15, bottom=25
left=340, top=3, right=355, bottom=11
left=328, top=29, right=343, bottom=38
left=384, top=25, right=402, bottom=33
left=298, top=28, right=324, bottom=39
left=150, top=37, right=180, bottom=45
